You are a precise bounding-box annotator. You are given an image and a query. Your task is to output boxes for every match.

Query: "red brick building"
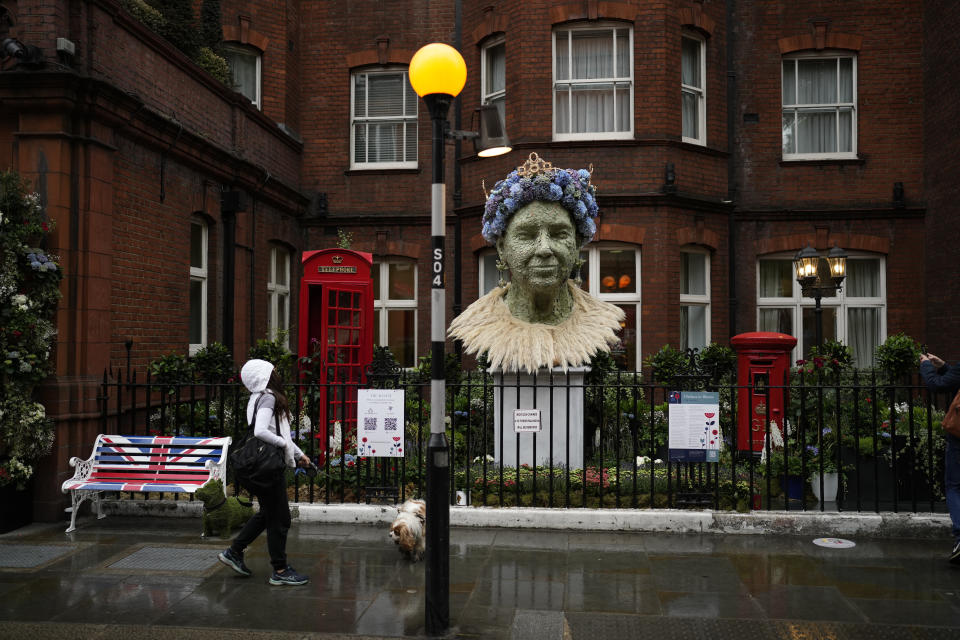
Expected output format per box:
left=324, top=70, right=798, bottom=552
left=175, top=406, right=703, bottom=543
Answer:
left=0, top=0, right=952, bottom=520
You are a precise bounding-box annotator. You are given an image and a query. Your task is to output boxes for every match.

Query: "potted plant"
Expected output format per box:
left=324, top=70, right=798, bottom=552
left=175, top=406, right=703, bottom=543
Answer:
left=805, top=426, right=843, bottom=502
left=0, top=172, right=62, bottom=531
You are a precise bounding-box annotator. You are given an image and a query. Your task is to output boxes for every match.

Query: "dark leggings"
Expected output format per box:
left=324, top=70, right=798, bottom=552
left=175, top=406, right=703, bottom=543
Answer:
left=231, top=471, right=290, bottom=571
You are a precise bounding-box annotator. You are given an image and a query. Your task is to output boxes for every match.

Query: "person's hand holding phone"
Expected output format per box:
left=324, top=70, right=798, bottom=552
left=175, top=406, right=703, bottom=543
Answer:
left=927, top=353, right=946, bottom=368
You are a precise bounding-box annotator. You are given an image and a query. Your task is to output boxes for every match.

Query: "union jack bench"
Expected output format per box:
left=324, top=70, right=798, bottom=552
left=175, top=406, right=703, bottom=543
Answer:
left=61, top=434, right=232, bottom=533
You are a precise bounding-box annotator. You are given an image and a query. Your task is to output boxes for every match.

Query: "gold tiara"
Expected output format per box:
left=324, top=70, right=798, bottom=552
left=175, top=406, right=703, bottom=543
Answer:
left=482, top=152, right=595, bottom=199
left=517, top=152, right=555, bottom=178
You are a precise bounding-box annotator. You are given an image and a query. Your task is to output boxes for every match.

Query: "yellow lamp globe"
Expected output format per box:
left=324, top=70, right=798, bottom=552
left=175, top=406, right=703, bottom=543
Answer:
left=409, top=43, right=467, bottom=98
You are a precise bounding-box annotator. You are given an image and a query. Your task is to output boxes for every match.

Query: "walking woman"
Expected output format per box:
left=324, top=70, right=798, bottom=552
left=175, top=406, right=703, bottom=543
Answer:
left=218, top=358, right=311, bottom=585
left=920, top=352, right=960, bottom=563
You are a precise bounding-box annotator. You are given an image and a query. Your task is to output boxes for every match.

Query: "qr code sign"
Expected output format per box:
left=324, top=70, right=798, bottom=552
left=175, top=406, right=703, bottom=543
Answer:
left=384, top=417, right=398, bottom=431
left=363, top=417, right=377, bottom=431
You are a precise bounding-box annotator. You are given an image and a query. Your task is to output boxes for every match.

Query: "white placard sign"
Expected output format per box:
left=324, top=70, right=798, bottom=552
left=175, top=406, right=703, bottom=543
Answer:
left=667, top=391, right=721, bottom=462
left=356, top=388, right=405, bottom=457
left=513, top=409, right=541, bottom=433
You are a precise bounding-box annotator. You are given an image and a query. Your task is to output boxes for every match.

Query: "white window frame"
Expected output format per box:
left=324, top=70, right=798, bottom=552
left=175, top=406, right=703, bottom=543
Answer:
left=350, top=68, right=418, bottom=170
left=781, top=52, right=858, bottom=160
left=189, top=219, right=208, bottom=355
left=222, top=43, right=262, bottom=109
left=680, top=248, right=711, bottom=350
left=552, top=23, right=634, bottom=141
left=481, top=37, right=506, bottom=117
left=373, top=259, right=418, bottom=367
left=580, top=243, right=642, bottom=369
left=267, top=246, right=291, bottom=347
left=478, top=249, right=506, bottom=297
left=756, top=253, right=886, bottom=365
left=681, top=33, right=706, bottom=145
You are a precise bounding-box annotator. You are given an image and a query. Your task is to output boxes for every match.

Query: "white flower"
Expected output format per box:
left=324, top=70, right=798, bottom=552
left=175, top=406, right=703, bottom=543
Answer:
left=19, top=361, right=32, bottom=373
left=654, top=459, right=664, bottom=465
left=636, top=456, right=651, bottom=467
left=12, top=294, right=26, bottom=305
left=473, top=454, right=495, bottom=463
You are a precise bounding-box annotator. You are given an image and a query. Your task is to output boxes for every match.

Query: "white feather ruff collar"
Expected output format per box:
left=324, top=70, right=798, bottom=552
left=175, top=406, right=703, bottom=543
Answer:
left=448, top=281, right=625, bottom=373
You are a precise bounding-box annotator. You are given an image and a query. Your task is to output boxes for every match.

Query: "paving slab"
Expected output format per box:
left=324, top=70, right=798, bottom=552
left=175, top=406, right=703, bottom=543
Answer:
left=1, top=514, right=960, bottom=638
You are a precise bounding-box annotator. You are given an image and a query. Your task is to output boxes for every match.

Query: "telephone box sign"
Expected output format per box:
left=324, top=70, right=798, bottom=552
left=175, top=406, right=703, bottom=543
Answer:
left=318, top=265, right=357, bottom=273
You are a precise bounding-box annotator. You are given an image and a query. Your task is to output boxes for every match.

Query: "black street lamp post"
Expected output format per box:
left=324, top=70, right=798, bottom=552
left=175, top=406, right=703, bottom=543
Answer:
left=793, top=245, right=848, bottom=350
left=408, top=43, right=466, bottom=637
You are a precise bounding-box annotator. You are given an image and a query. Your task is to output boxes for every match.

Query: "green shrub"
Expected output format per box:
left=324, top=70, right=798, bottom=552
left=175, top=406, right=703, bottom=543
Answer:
left=875, top=333, right=921, bottom=383
left=644, top=344, right=689, bottom=385
left=119, top=0, right=166, bottom=32
left=200, top=0, right=223, bottom=50
left=0, top=171, right=60, bottom=488
left=699, top=342, right=737, bottom=383
left=149, top=352, right=194, bottom=392
left=249, top=333, right=294, bottom=381
left=192, top=342, right=234, bottom=383
left=195, top=46, right=231, bottom=85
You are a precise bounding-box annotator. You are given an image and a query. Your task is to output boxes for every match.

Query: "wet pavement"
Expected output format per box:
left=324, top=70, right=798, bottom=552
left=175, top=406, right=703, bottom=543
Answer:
left=3, top=515, right=960, bottom=639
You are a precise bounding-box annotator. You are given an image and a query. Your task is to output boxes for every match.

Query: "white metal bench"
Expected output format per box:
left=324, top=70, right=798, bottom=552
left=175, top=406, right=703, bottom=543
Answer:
left=61, top=434, right=231, bottom=533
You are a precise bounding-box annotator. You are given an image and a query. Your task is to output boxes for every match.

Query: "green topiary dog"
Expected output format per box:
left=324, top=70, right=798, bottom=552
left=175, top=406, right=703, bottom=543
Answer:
left=194, top=479, right=253, bottom=538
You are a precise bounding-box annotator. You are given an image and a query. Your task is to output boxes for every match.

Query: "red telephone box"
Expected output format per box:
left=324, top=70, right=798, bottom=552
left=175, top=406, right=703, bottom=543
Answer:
left=730, top=332, right=797, bottom=455
left=298, top=249, right=374, bottom=459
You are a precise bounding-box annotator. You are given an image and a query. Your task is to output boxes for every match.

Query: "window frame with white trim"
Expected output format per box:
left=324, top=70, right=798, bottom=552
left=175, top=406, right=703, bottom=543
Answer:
left=189, top=218, right=208, bottom=355
left=781, top=51, right=858, bottom=160
left=681, top=32, right=706, bottom=145
left=756, top=253, right=886, bottom=366
left=350, top=67, right=418, bottom=170
left=481, top=37, right=506, bottom=131
left=267, top=246, right=291, bottom=348
left=553, top=22, right=634, bottom=141
left=680, top=248, right=711, bottom=351
left=478, top=249, right=507, bottom=297
left=578, top=243, right=642, bottom=370
left=222, top=42, right=262, bottom=109
left=373, top=258, right=418, bottom=368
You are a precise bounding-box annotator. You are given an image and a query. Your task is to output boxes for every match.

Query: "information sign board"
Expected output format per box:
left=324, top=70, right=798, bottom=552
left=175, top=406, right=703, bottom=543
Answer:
left=668, top=391, right=721, bottom=462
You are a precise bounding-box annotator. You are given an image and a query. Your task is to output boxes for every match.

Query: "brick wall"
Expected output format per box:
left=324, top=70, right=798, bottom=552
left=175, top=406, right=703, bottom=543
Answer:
left=923, top=0, right=960, bottom=358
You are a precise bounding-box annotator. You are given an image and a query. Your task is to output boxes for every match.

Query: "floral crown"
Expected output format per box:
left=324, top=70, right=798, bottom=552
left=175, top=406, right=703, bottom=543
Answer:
left=481, top=152, right=599, bottom=245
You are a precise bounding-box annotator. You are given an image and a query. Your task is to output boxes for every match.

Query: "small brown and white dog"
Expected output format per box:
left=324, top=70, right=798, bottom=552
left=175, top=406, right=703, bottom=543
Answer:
left=389, top=499, right=426, bottom=561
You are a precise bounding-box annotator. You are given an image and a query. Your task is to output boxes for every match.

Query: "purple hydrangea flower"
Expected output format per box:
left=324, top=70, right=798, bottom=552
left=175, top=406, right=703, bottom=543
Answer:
left=480, top=158, right=600, bottom=245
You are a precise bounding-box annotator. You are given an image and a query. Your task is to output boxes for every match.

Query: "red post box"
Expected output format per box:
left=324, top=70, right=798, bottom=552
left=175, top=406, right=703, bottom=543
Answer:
left=298, top=249, right=374, bottom=460
left=730, top=332, right=797, bottom=455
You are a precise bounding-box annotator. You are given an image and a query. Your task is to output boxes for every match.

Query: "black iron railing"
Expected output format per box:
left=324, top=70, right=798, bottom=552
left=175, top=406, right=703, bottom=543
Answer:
left=98, top=366, right=952, bottom=514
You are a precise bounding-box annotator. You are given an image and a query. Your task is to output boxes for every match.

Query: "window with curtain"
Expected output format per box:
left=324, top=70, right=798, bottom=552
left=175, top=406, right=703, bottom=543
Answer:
left=223, top=43, right=262, bottom=108
left=782, top=54, right=857, bottom=159
left=757, top=255, right=885, bottom=366
left=578, top=243, right=641, bottom=369
left=351, top=68, right=418, bottom=169
left=268, top=247, right=290, bottom=347
left=373, top=259, right=418, bottom=367
left=189, top=219, right=208, bottom=355
left=681, top=34, right=706, bottom=144
left=482, top=39, right=506, bottom=129
left=680, top=250, right=710, bottom=351
left=554, top=24, right=633, bottom=140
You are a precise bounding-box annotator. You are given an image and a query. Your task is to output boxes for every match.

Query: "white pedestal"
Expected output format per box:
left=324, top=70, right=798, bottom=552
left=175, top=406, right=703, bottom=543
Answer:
left=492, top=367, right=588, bottom=470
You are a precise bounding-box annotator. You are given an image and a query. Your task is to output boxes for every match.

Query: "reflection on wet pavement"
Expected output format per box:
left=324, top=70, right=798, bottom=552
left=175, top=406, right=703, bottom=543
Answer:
left=2, top=517, right=960, bottom=638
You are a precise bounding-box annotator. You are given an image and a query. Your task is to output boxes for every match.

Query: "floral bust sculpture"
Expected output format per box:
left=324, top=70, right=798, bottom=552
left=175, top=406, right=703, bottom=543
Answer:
left=449, top=153, right=624, bottom=373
